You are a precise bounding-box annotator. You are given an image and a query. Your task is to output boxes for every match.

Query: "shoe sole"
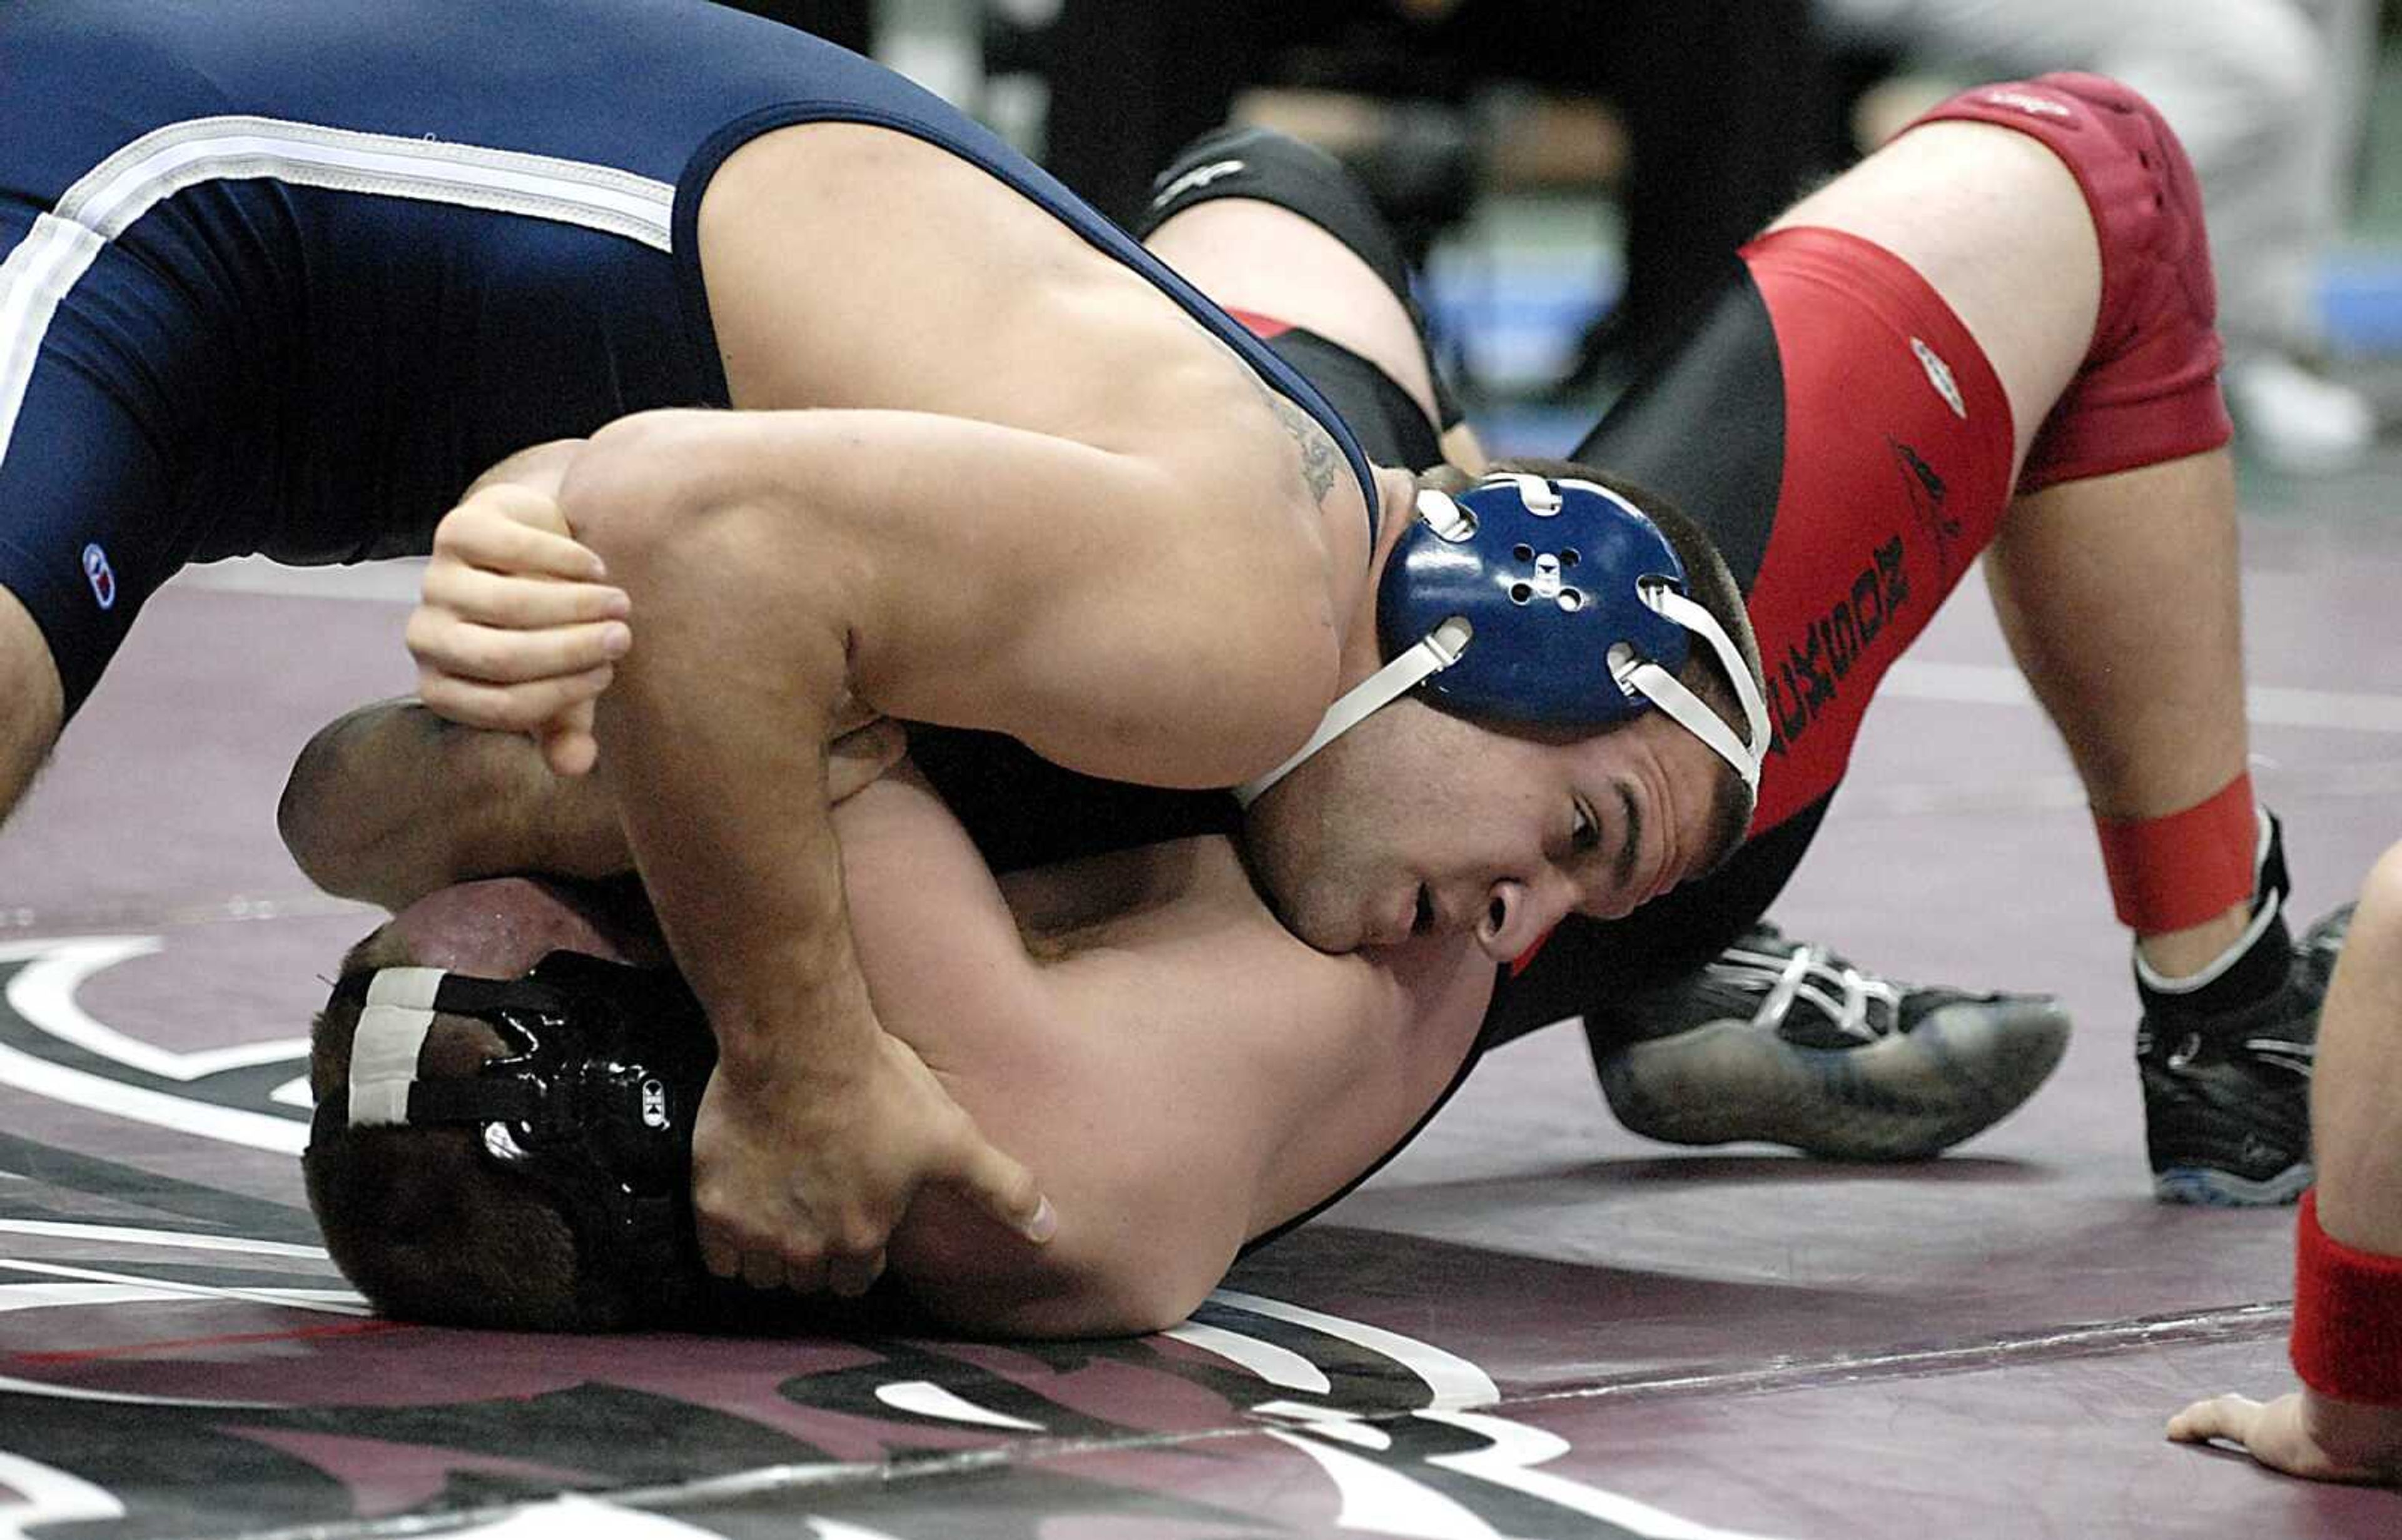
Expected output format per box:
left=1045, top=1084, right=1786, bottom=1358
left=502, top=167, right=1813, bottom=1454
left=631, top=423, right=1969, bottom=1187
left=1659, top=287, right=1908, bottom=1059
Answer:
left=1595, top=997, right=2072, bottom=1160
left=2152, top=1162, right=2313, bottom=1207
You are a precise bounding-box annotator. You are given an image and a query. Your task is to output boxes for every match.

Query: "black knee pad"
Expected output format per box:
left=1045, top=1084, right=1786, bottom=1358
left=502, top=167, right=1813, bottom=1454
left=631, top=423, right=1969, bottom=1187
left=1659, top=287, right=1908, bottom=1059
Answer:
left=1136, top=124, right=1462, bottom=431
left=1137, top=126, right=1415, bottom=304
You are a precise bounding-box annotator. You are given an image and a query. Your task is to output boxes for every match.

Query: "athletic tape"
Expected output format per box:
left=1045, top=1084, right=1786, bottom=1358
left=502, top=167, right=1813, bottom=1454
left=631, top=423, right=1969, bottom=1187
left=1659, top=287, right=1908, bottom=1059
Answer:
left=346, top=968, right=447, bottom=1128
left=2093, top=773, right=2258, bottom=933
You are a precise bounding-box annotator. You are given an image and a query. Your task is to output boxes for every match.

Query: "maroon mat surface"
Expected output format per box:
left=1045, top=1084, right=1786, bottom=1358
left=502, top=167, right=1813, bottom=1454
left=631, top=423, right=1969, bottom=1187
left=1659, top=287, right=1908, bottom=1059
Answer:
left=1, top=471, right=2397, bottom=1538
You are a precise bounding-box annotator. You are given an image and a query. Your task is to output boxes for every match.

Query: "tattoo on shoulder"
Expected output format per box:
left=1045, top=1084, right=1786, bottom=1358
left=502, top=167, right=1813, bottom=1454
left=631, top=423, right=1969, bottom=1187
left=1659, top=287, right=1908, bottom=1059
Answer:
left=1267, top=392, right=1342, bottom=509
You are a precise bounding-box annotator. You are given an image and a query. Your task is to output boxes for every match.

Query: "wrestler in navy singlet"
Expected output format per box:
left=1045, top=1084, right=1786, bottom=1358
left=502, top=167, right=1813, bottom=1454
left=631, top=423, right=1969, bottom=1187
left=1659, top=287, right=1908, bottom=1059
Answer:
left=0, top=0, right=1373, bottom=716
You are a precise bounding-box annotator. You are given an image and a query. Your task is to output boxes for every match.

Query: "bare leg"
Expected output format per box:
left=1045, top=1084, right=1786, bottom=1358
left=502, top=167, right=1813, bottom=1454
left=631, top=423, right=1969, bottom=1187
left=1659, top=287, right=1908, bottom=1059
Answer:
left=1768, top=122, right=2099, bottom=464
left=1143, top=200, right=1444, bottom=425
left=0, top=586, right=64, bottom=822
left=1985, top=452, right=2253, bottom=974
left=1772, top=119, right=2249, bottom=973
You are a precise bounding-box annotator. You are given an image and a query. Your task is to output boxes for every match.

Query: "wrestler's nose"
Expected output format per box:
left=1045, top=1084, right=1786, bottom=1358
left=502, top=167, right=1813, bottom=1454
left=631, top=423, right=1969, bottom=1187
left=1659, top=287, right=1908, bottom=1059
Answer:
left=1476, top=878, right=1563, bottom=963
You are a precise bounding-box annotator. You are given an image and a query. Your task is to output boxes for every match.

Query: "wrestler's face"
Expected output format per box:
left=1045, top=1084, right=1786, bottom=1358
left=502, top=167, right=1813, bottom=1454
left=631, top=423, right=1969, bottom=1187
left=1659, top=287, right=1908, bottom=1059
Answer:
left=1240, top=694, right=1745, bottom=960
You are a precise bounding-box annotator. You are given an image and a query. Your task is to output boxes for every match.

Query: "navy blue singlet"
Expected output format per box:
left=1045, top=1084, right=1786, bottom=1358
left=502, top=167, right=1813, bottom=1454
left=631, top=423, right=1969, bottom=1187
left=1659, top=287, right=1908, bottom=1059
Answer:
left=0, top=0, right=1375, bottom=715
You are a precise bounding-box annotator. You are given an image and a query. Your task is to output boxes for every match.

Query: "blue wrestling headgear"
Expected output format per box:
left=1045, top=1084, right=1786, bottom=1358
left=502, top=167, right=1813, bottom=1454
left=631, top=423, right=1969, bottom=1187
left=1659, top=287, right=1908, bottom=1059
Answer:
left=309, top=953, right=717, bottom=1324
left=1235, top=472, right=1770, bottom=805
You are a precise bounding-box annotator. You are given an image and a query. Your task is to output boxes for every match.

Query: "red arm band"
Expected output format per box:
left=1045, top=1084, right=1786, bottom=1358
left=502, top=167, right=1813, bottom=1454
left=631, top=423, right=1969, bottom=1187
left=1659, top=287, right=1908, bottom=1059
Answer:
left=2291, top=1188, right=2402, bottom=1406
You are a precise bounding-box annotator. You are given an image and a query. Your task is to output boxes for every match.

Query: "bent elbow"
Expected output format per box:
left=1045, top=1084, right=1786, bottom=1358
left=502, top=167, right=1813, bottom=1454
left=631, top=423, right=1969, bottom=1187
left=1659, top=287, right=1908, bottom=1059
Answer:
left=555, top=409, right=727, bottom=567
left=279, top=717, right=370, bottom=898
left=278, top=702, right=477, bottom=911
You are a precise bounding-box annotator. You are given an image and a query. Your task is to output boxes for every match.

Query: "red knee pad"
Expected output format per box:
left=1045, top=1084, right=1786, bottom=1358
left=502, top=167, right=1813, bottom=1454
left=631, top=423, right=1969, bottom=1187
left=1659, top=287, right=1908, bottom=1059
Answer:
left=1908, top=73, right=2233, bottom=492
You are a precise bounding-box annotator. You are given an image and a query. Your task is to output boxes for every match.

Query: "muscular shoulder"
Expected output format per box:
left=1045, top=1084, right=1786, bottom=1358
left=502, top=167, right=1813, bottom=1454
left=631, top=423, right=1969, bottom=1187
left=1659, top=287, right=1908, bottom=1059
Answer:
left=696, top=124, right=1237, bottom=435
left=696, top=125, right=1364, bottom=547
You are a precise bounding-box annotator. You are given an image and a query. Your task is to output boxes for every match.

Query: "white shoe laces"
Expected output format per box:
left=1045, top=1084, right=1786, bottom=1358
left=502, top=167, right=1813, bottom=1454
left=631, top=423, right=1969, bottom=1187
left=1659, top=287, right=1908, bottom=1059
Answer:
left=1708, top=941, right=1902, bottom=1044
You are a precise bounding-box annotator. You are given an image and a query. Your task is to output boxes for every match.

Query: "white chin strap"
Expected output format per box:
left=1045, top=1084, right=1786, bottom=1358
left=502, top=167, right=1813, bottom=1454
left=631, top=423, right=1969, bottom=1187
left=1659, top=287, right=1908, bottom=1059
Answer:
left=1232, top=582, right=1771, bottom=811
left=1232, top=617, right=1472, bottom=808
left=1613, top=581, right=1770, bottom=804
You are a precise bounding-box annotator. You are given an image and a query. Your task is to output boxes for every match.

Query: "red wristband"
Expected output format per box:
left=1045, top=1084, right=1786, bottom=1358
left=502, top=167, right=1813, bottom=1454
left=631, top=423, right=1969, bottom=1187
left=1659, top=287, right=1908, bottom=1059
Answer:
left=2291, top=1188, right=2402, bottom=1406
left=2092, top=773, right=2257, bottom=933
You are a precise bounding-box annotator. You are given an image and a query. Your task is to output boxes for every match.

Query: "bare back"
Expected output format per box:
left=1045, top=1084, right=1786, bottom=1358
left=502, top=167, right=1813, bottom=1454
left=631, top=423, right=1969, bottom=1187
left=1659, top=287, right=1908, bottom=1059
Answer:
left=828, top=761, right=1495, bottom=1327
left=697, top=124, right=1379, bottom=592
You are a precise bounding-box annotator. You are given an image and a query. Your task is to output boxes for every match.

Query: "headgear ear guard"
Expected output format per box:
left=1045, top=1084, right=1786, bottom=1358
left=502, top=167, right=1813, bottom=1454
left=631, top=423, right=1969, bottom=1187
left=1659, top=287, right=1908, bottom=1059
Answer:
left=1234, top=472, right=1770, bottom=806
left=307, top=952, right=719, bottom=1325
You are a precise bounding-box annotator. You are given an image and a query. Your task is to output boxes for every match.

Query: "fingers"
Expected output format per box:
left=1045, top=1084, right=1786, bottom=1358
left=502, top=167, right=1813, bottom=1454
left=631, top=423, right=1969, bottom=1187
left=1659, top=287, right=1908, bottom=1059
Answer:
left=539, top=700, right=600, bottom=778
left=686, top=1049, right=1052, bottom=1312
left=416, top=660, right=617, bottom=737
left=422, top=559, right=630, bottom=631
left=408, top=609, right=630, bottom=689
left=698, top=1208, right=817, bottom=1295
left=694, top=1144, right=1028, bottom=1304
left=948, top=1133, right=1058, bottom=1246
left=826, top=688, right=882, bottom=739
left=2167, top=1394, right=2259, bottom=1446
left=413, top=484, right=631, bottom=740
left=2165, top=1392, right=2384, bottom=1483
left=432, top=484, right=600, bottom=575
left=826, top=1248, right=888, bottom=1299
left=737, top=1248, right=789, bottom=1294
left=699, top=1217, right=889, bottom=1299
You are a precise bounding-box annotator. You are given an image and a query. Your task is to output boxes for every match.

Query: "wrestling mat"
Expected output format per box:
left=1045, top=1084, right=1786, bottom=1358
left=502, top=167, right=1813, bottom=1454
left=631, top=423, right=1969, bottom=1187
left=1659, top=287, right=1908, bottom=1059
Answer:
left=2, top=469, right=2397, bottom=1539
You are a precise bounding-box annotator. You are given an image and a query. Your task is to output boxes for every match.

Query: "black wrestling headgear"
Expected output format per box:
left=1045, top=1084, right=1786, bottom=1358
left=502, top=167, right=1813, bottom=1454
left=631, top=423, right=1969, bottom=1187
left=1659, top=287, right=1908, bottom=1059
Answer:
left=307, top=952, right=717, bottom=1324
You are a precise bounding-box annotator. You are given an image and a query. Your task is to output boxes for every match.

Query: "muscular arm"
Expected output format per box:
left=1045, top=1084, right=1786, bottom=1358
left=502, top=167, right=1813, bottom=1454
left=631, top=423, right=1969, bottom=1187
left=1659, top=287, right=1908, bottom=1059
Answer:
left=413, top=118, right=1374, bottom=1298
left=565, top=407, right=1344, bottom=786
left=549, top=403, right=1345, bottom=1293
left=2170, top=844, right=2402, bottom=1481
left=280, top=693, right=905, bottom=912
left=279, top=699, right=626, bottom=910
left=280, top=438, right=631, bottom=908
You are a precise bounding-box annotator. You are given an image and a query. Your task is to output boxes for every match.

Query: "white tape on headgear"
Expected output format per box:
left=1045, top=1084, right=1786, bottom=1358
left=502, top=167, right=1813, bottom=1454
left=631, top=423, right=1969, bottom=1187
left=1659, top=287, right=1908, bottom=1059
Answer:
left=346, top=966, right=446, bottom=1128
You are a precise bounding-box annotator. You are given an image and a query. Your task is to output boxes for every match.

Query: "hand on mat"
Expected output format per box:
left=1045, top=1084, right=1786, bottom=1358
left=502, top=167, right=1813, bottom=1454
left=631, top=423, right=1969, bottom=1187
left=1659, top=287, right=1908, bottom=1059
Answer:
left=691, top=1027, right=1055, bottom=1297
left=409, top=480, right=631, bottom=777
left=2168, top=1389, right=2402, bottom=1483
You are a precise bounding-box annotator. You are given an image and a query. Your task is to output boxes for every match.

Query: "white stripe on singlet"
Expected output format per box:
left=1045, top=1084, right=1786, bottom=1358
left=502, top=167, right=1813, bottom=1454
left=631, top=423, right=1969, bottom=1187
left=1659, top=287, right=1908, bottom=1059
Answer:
left=0, top=114, right=676, bottom=470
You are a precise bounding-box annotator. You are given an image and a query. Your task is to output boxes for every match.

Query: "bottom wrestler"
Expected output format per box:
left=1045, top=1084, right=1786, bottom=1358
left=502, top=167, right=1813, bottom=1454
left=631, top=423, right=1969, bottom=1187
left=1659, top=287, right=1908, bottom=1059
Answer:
left=2167, top=851, right=2398, bottom=1484
left=293, top=76, right=2341, bottom=1335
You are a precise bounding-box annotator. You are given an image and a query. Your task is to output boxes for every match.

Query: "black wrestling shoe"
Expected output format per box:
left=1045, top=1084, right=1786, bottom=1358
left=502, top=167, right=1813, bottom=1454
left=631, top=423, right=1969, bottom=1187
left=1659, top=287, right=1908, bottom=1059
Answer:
left=2141, top=902, right=2346, bottom=1207
left=1588, top=924, right=2072, bottom=1160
